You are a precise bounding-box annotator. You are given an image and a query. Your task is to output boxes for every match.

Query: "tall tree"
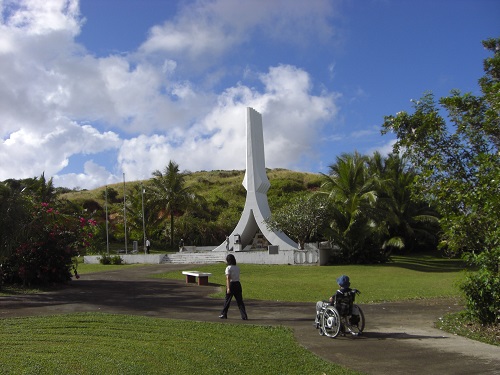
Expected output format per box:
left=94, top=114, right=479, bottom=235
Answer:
left=368, top=153, right=440, bottom=255
left=381, top=38, right=500, bottom=324
left=150, top=161, right=193, bottom=249
left=318, top=152, right=380, bottom=263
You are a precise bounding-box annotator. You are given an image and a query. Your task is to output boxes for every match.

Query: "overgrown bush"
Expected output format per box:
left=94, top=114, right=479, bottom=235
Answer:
left=98, top=255, right=123, bottom=265
left=0, top=203, right=96, bottom=286
left=460, top=244, right=500, bottom=325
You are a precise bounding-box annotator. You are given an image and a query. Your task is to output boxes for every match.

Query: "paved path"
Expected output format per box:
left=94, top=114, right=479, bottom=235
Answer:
left=1, top=264, right=499, bottom=375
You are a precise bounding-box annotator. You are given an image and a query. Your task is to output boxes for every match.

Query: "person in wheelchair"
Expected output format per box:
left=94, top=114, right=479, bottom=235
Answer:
left=315, top=275, right=361, bottom=332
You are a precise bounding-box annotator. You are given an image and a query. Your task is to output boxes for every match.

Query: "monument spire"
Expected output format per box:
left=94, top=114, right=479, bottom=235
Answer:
left=214, top=107, right=298, bottom=252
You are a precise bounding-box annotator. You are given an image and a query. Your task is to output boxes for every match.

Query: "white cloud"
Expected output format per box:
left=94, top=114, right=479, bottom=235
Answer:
left=139, top=0, right=336, bottom=64
left=114, top=64, right=339, bottom=182
left=1, top=0, right=342, bottom=189
left=350, top=126, right=379, bottom=139
left=367, top=139, right=397, bottom=157
left=0, top=118, right=121, bottom=181
left=53, top=160, right=120, bottom=190
left=2, top=0, right=82, bottom=36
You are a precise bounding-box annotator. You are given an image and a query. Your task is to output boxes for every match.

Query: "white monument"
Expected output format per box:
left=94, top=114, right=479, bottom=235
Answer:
left=214, top=107, right=298, bottom=252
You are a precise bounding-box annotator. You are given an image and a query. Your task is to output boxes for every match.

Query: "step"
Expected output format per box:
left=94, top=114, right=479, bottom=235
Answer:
left=161, top=252, right=227, bottom=264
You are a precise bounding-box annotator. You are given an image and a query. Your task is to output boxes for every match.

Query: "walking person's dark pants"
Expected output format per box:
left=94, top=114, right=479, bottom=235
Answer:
left=220, top=281, right=248, bottom=319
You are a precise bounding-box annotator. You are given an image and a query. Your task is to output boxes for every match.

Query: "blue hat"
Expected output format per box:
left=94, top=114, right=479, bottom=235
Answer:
left=337, top=275, right=350, bottom=288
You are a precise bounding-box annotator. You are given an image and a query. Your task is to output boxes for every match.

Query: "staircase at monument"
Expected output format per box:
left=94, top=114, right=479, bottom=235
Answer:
left=161, top=251, right=227, bottom=264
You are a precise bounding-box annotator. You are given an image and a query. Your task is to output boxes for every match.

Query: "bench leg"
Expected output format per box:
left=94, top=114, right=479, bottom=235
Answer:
left=198, top=276, right=208, bottom=286
left=185, top=275, right=196, bottom=283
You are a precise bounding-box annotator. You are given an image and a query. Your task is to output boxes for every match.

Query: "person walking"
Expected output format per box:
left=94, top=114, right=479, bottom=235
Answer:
left=219, top=254, right=248, bottom=320
left=145, top=239, right=151, bottom=254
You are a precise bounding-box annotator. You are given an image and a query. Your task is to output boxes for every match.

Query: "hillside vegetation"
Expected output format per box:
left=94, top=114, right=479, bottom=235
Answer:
left=61, top=169, right=321, bottom=206
left=60, top=169, right=323, bottom=249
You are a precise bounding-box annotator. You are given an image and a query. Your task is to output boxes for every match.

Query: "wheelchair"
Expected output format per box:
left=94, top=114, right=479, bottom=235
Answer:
left=315, top=288, right=365, bottom=338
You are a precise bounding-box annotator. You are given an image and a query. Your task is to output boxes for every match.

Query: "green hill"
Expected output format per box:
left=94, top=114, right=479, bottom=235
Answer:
left=61, top=168, right=322, bottom=207
left=60, top=168, right=323, bottom=249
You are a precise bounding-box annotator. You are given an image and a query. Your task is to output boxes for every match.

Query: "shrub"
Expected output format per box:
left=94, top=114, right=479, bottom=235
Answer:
left=98, top=255, right=111, bottom=265
left=98, top=255, right=123, bottom=265
left=460, top=244, right=500, bottom=325
left=0, top=203, right=95, bottom=286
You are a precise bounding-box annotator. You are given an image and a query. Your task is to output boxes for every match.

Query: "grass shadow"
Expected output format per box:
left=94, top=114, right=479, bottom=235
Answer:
left=385, top=254, right=469, bottom=273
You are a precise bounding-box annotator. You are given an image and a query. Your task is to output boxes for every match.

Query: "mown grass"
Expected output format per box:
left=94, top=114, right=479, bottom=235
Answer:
left=1, top=254, right=489, bottom=374
left=75, top=259, right=144, bottom=275
left=151, top=254, right=467, bottom=303
left=0, top=313, right=357, bottom=375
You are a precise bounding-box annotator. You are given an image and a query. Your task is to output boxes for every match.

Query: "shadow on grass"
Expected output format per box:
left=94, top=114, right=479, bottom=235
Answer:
left=386, top=255, right=469, bottom=273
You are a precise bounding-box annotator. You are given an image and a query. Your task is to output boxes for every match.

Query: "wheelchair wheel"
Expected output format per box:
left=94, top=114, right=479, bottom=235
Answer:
left=345, top=304, right=365, bottom=335
left=320, top=306, right=341, bottom=338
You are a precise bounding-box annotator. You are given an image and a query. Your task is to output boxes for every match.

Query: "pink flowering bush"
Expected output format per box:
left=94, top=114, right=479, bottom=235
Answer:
left=1, top=203, right=97, bottom=286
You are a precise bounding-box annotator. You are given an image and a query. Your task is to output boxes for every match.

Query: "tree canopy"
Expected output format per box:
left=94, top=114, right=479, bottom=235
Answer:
left=382, top=37, right=500, bottom=324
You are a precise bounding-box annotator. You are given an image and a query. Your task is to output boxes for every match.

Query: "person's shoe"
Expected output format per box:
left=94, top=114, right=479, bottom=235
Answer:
left=219, top=315, right=227, bottom=319
left=242, top=317, right=248, bottom=320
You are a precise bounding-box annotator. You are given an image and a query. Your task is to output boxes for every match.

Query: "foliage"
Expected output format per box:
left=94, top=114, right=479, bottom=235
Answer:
left=368, top=152, right=440, bottom=255
left=460, top=236, right=500, bottom=325
left=0, top=182, right=32, bottom=259
left=265, top=194, right=329, bottom=249
left=318, top=152, right=383, bottom=263
left=150, top=161, right=195, bottom=249
left=98, top=254, right=123, bottom=265
left=58, top=169, right=321, bottom=248
left=382, top=38, right=500, bottom=324
left=124, top=183, right=159, bottom=245
left=101, top=186, right=120, bottom=202
left=1, top=203, right=97, bottom=286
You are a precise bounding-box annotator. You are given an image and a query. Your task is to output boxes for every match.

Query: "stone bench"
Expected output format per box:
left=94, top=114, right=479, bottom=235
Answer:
left=182, top=271, right=212, bottom=286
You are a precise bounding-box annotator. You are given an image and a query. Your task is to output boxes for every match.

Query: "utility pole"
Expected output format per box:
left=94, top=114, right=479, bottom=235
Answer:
left=105, top=186, right=109, bottom=255
left=123, top=173, right=127, bottom=254
left=141, top=183, right=146, bottom=254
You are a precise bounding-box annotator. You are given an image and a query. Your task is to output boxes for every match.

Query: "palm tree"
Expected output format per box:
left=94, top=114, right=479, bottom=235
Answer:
left=318, top=152, right=380, bottom=263
left=150, top=161, right=193, bottom=249
left=368, top=153, right=440, bottom=255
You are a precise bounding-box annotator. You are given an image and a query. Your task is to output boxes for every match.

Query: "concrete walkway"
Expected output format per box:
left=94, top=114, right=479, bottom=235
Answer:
left=1, top=264, right=499, bottom=375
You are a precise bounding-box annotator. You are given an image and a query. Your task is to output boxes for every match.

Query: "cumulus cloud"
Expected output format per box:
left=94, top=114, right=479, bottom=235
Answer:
left=139, top=0, right=335, bottom=63
left=115, top=64, right=338, bottom=182
left=1, top=0, right=341, bottom=189
left=52, top=160, right=120, bottom=190
left=0, top=118, right=121, bottom=181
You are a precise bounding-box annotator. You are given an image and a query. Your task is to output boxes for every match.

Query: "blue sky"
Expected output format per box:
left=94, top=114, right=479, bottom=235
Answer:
left=1, top=0, right=498, bottom=189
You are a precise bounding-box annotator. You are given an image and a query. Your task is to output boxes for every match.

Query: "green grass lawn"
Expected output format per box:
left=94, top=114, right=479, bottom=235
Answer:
left=151, top=254, right=467, bottom=303
left=0, top=313, right=357, bottom=375
left=0, top=254, right=475, bottom=374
